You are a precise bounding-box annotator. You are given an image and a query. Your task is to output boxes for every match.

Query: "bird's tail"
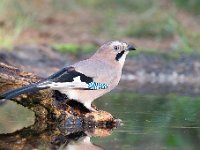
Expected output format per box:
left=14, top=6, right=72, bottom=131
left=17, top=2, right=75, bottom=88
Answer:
left=0, top=84, right=48, bottom=100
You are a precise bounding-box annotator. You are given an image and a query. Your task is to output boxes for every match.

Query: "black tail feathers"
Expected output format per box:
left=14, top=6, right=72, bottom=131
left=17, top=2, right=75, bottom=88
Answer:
left=0, top=84, right=48, bottom=100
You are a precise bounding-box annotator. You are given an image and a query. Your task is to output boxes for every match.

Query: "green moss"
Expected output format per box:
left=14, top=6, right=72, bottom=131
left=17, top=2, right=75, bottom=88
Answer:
left=54, top=43, right=79, bottom=55
left=53, top=43, right=97, bottom=55
left=81, top=44, right=97, bottom=53
left=0, top=37, right=13, bottom=49
left=125, top=15, right=176, bottom=39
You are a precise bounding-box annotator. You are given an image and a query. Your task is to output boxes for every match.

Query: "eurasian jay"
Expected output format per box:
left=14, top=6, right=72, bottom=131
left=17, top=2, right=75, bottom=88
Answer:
left=0, top=41, right=136, bottom=111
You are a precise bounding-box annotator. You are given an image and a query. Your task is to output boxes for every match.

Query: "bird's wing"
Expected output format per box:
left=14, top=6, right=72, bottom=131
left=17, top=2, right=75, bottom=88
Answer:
left=37, top=67, right=108, bottom=90
left=0, top=67, right=104, bottom=100
left=73, top=59, right=117, bottom=88
left=47, top=67, right=93, bottom=83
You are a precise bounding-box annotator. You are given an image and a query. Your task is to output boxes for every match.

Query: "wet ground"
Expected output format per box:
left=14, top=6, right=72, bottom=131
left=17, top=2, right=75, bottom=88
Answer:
left=1, top=46, right=200, bottom=149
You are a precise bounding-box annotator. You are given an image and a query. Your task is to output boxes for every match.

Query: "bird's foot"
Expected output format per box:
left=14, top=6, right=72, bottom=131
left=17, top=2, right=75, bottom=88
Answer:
left=86, top=104, right=99, bottom=112
left=89, top=107, right=97, bottom=112
left=91, top=104, right=99, bottom=111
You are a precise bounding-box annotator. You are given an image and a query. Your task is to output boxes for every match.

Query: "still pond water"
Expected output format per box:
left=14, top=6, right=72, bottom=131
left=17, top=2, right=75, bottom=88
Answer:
left=1, top=92, right=200, bottom=150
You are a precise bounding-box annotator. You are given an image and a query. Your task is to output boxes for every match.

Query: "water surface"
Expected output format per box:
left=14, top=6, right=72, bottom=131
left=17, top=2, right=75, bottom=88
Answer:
left=93, top=93, right=200, bottom=150
left=1, top=92, right=200, bottom=150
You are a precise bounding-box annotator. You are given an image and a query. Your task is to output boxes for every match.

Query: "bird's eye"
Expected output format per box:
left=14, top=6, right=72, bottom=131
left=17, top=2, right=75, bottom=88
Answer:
left=114, top=46, right=119, bottom=50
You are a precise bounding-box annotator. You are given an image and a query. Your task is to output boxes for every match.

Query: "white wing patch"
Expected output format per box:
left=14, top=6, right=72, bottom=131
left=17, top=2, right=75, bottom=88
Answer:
left=73, top=76, right=81, bottom=82
left=37, top=76, right=88, bottom=89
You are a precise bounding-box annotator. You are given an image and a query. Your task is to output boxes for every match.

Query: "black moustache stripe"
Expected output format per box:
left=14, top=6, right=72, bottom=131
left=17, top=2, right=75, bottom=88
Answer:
left=115, top=50, right=125, bottom=61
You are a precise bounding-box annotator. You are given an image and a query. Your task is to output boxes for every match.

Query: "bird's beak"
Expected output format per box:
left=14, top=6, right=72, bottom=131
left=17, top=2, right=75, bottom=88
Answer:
left=127, top=44, right=136, bottom=51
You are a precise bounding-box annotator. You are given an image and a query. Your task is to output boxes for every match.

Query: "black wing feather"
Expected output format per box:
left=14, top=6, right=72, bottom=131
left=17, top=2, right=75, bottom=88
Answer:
left=1, top=84, right=46, bottom=100
left=46, top=67, right=93, bottom=83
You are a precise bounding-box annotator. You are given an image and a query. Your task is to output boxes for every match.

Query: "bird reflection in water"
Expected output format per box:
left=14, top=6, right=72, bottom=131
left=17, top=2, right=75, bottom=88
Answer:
left=0, top=118, right=120, bottom=149
left=58, top=132, right=104, bottom=150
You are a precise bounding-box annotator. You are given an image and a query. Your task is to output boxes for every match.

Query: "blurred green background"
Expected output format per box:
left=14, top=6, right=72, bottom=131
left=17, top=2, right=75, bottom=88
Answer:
left=0, top=0, right=199, bottom=55
left=0, top=0, right=200, bottom=149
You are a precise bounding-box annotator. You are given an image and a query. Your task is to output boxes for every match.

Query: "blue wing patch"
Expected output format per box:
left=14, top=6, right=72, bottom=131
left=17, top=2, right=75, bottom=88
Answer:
left=88, top=82, right=108, bottom=90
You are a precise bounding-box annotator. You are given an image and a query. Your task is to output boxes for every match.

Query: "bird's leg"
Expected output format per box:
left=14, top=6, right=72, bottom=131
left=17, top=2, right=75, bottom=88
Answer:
left=91, top=104, right=99, bottom=111
left=89, top=106, right=97, bottom=112
left=84, top=102, right=97, bottom=112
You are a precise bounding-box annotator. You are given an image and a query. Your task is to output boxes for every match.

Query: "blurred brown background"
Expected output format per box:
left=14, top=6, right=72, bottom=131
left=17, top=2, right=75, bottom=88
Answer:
left=0, top=0, right=199, bottom=55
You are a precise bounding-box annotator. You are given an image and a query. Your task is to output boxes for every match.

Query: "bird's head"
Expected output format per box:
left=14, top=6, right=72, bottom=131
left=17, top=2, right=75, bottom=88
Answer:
left=93, top=41, right=136, bottom=66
